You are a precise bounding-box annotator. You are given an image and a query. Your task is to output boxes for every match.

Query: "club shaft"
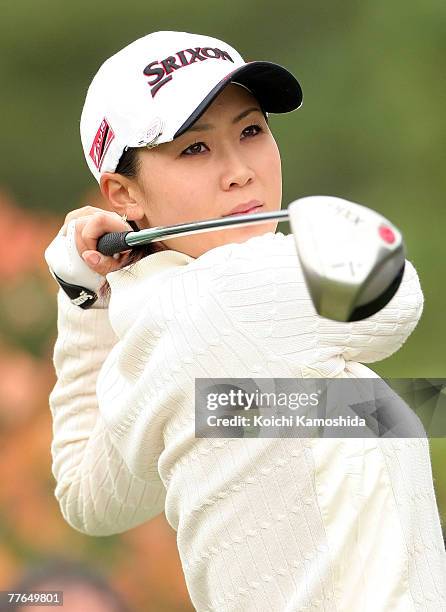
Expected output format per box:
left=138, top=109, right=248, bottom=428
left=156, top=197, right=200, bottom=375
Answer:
left=126, top=210, right=290, bottom=246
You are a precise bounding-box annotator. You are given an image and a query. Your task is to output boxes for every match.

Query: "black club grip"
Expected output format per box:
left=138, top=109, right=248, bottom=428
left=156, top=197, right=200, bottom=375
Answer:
left=96, top=231, right=132, bottom=256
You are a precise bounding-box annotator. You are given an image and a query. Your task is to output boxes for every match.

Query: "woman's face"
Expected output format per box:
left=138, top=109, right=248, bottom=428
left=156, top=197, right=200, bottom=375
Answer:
left=119, top=83, right=282, bottom=258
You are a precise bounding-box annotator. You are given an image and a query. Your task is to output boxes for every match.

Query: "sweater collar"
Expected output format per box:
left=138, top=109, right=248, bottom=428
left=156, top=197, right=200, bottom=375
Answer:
left=105, top=249, right=195, bottom=338
left=106, top=248, right=194, bottom=286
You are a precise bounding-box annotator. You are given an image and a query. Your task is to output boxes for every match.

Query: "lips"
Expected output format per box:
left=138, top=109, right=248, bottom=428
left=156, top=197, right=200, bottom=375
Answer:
left=223, top=201, right=263, bottom=216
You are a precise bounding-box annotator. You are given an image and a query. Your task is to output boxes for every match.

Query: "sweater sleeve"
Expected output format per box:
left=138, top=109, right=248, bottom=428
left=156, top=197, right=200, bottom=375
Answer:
left=49, top=289, right=166, bottom=536
left=315, top=259, right=424, bottom=363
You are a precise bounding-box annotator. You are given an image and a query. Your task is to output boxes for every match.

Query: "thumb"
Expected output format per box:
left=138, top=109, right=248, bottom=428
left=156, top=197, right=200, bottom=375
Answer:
left=81, top=250, right=124, bottom=276
left=82, top=250, right=102, bottom=267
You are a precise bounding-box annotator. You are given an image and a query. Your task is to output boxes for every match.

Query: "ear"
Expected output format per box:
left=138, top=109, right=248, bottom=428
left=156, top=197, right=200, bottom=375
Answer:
left=99, top=172, right=146, bottom=221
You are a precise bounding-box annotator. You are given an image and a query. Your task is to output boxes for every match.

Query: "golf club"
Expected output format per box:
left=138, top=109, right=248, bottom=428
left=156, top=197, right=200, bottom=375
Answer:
left=96, top=196, right=406, bottom=322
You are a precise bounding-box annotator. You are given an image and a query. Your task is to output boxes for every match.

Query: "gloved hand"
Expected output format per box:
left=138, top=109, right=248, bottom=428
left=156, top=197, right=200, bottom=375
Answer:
left=44, top=206, right=133, bottom=308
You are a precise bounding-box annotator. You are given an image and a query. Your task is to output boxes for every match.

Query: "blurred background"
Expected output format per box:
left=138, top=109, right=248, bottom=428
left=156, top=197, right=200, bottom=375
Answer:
left=0, top=1, right=445, bottom=609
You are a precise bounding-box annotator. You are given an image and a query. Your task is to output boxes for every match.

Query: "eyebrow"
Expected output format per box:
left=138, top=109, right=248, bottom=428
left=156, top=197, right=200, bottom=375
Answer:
left=186, top=107, right=263, bottom=132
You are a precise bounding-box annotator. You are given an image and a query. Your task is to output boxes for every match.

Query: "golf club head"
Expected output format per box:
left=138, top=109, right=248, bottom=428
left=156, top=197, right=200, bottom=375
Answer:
left=288, top=196, right=406, bottom=322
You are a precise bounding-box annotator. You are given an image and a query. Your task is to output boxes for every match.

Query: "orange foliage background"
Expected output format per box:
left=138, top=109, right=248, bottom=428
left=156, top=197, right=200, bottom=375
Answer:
left=0, top=190, right=194, bottom=611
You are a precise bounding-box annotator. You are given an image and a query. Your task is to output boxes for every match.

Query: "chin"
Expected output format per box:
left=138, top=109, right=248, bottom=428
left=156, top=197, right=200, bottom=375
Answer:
left=181, top=223, right=279, bottom=258
left=233, top=222, right=278, bottom=239
left=211, top=223, right=278, bottom=248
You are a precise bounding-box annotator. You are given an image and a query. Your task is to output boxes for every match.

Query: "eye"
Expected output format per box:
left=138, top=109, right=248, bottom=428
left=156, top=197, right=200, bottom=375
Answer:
left=181, top=142, right=208, bottom=156
left=180, top=124, right=264, bottom=157
left=242, top=124, right=263, bottom=138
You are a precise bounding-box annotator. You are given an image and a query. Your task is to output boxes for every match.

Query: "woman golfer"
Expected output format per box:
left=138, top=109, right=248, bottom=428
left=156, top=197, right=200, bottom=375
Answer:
left=45, top=31, right=446, bottom=611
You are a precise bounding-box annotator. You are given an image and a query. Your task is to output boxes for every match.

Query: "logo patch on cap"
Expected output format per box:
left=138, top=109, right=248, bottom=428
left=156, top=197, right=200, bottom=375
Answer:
left=89, top=118, right=115, bottom=170
left=143, top=47, right=234, bottom=98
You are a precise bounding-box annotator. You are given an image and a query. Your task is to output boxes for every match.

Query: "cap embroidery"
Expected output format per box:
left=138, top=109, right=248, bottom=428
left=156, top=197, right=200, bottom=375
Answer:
left=143, top=47, right=234, bottom=98
left=89, top=118, right=115, bottom=170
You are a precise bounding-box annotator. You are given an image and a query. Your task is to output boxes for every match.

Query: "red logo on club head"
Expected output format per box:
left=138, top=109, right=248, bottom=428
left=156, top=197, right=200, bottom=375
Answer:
left=379, top=224, right=396, bottom=244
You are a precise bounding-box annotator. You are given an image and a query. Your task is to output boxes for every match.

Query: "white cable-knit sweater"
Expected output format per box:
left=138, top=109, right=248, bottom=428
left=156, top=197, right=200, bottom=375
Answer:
left=49, top=231, right=446, bottom=611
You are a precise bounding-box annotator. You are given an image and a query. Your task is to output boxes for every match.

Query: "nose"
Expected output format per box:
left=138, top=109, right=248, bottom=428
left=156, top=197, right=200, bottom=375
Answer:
left=219, top=147, right=255, bottom=191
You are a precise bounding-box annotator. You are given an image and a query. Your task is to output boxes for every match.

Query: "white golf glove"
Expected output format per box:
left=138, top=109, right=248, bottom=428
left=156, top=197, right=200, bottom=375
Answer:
left=44, top=219, right=107, bottom=309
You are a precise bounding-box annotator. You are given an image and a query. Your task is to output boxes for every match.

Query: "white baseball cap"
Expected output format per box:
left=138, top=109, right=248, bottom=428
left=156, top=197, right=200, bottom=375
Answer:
left=80, top=30, right=303, bottom=183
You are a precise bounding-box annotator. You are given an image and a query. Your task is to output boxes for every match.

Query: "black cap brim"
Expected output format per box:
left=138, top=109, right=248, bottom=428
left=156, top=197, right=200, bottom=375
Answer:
left=174, top=61, right=303, bottom=138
